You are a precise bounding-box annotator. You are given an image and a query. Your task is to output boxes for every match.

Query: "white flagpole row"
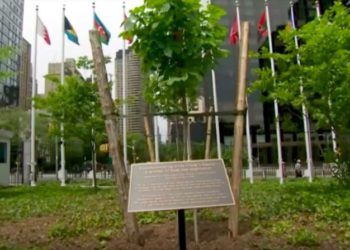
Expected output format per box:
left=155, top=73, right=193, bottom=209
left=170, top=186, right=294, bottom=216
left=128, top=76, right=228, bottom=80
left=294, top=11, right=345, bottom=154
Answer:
left=265, top=0, right=284, bottom=184
left=60, top=5, right=66, bottom=186
left=315, top=0, right=337, bottom=154
left=206, top=0, right=222, bottom=159
left=235, top=0, right=253, bottom=184
left=290, top=1, right=313, bottom=183
left=30, top=6, right=39, bottom=187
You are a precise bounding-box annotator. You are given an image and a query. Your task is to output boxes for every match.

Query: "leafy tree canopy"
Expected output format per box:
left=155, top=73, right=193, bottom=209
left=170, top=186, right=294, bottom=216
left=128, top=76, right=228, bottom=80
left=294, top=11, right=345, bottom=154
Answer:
left=0, top=47, right=15, bottom=82
left=35, top=75, right=105, bottom=144
left=121, top=0, right=228, bottom=112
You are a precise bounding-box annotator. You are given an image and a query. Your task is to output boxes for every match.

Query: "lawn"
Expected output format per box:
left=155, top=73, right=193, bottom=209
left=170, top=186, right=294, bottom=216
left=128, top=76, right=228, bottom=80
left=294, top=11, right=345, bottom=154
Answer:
left=0, top=179, right=349, bottom=249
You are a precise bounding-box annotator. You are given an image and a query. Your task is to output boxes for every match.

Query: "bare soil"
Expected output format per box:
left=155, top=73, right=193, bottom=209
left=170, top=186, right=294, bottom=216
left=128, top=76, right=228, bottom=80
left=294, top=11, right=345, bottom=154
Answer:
left=0, top=216, right=341, bottom=249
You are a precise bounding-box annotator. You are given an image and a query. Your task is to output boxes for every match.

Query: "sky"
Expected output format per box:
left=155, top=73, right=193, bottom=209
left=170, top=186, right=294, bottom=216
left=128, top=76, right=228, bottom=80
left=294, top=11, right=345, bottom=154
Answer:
left=23, top=0, right=168, bottom=141
left=23, top=0, right=142, bottom=94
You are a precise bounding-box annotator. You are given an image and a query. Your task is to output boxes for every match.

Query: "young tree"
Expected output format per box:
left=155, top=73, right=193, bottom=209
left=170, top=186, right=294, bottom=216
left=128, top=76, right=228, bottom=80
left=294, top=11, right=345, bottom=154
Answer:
left=121, top=0, right=228, bottom=113
left=120, top=0, right=228, bottom=243
left=251, top=2, right=350, bottom=185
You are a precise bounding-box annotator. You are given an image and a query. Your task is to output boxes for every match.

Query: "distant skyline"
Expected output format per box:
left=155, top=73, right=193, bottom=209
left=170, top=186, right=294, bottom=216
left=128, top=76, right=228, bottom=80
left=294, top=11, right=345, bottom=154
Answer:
left=23, top=0, right=142, bottom=94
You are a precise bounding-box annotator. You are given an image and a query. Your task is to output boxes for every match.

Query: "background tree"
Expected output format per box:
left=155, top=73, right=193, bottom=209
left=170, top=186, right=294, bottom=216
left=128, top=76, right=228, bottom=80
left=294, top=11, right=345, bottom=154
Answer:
left=251, top=2, right=350, bottom=185
left=0, top=47, right=15, bottom=82
left=35, top=75, right=105, bottom=175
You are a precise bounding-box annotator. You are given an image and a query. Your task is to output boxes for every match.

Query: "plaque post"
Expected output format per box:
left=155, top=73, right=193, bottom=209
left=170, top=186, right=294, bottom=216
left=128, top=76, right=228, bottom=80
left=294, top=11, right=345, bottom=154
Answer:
left=177, top=209, right=186, bottom=250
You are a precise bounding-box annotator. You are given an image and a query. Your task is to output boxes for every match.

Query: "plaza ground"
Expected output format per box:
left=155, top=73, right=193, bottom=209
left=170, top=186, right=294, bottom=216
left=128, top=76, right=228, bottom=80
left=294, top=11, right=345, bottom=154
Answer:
left=0, top=179, right=349, bottom=249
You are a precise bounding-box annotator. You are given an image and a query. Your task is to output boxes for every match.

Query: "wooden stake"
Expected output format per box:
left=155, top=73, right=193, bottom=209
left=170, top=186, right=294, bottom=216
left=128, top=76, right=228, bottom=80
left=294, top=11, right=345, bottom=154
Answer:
left=144, top=116, right=155, bottom=162
left=228, top=22, right=249, bottom=239
left=89, top=30, right=144, bottom=245
left=205, top=106, right=214, bottom=159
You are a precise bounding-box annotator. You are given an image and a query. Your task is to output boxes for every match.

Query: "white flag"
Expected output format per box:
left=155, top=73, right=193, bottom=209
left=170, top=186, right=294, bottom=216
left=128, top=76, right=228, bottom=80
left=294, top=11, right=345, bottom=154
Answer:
left=37, top=16, right=51, bottom=45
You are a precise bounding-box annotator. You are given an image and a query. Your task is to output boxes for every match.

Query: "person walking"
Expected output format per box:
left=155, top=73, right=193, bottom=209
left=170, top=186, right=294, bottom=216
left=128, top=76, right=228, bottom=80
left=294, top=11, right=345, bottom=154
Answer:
left=295, top=159, right=302, bottom=177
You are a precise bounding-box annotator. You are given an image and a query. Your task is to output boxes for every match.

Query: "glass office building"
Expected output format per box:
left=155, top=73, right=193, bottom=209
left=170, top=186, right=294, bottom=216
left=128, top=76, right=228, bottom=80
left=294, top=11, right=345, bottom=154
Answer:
left=204, top=0, right=346, bottom=164
left=0, top=0, right=24, bottom=107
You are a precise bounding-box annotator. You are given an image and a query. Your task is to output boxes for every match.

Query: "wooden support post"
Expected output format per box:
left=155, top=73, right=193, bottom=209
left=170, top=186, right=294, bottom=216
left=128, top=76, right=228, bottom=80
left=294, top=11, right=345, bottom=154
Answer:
left=205, top=106, right=214, bottom=159
left=144, top=116, right=156, bottom=162
left=89, top=30, right=144, bottom=245
left=228, top=22, right=250, bottom=239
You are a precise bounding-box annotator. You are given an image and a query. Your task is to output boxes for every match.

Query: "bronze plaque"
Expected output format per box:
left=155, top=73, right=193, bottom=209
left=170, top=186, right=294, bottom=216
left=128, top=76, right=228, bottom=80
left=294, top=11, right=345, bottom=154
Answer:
left=128, top=159, right=235, bottom=212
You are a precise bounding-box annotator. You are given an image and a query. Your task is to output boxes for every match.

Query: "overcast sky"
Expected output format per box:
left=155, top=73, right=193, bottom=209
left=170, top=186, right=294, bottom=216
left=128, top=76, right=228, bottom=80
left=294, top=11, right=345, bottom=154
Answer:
left=23, top=0, right=143, bottom=94
left=22, top=0, right=171, bottom=140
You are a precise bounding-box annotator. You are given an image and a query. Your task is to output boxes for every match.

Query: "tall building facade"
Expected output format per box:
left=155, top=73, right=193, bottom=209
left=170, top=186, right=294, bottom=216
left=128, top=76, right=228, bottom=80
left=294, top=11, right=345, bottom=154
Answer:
left=19, top=38, right=32, bottom=110
left=115, top=49, right=146, bottom=135
left=44, top=59, right=80, bottom=95
left=0, top=0, right=24, bottom=107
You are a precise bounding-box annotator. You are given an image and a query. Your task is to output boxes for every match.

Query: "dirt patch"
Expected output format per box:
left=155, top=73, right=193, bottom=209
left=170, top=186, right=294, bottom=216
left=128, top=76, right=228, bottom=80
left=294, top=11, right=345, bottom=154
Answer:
left=0, top=216, right=55, bottom=247
left=0, top=217, right=344, bottom=249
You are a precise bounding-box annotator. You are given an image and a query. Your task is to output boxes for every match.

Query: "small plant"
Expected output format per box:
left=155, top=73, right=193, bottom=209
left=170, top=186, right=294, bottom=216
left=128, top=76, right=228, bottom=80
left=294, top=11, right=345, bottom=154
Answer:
left=271, top=220, right=293, bottom=236
left=48, top=223, right=72, bottom=239
left=95, top=229, right=114, bottom=242
left=287, top=229, right=319, bottom=247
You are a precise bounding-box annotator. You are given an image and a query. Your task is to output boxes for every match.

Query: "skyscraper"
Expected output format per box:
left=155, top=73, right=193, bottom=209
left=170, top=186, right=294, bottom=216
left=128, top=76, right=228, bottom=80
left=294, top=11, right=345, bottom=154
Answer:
left=44, top=58, right=81, bottom=96
left=115, top=49, right=146, bottom=135
left=19, top=38, right=32, bottom=110
left=0, top=0, right=25, bottom=107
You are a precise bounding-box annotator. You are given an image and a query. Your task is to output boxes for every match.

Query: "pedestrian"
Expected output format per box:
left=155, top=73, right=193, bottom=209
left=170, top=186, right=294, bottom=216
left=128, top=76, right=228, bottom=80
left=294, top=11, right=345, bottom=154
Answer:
left=282, top=161, right=287, bottom=178
left=295, top=159, right=302, bottom=177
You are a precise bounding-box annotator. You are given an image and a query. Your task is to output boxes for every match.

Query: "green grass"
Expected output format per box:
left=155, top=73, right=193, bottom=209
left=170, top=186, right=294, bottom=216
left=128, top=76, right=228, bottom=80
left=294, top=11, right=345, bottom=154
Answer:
left=240, top=179, right=350, bottom=247
left=0, top=179, right=350, bottom=248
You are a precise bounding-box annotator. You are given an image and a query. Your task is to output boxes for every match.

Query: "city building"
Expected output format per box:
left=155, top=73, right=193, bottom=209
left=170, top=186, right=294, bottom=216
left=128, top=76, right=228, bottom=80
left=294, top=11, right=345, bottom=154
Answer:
left=19, top=38, right=32, bottom=110
left=44, top=58, right=81, bottom=96
left=203, top=0, right=348, bottom=165
left=115, top=49, right=146, bottom=135
left=0, top=0, right=25, bottom=107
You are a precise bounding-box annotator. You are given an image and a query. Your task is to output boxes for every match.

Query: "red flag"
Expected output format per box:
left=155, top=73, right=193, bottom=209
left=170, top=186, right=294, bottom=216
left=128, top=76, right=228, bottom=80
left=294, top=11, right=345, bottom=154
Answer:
left=37, top=16, right=51, bottom=45
left=229, top=16, right=238, bottom=45
left=123, top=14, right=133, bottom=44
left=257, top=10, right=268, bottom=40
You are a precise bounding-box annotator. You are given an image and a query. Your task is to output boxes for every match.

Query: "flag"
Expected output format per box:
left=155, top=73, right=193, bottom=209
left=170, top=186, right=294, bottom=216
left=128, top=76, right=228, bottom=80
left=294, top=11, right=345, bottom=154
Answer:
left=229, top=16, right=238, bottom=45
left=257, top=10, right=268, bottom=40
left=64, top=16, right=79, bottom=45
left=37, top=16, right=51, bottom=45
left=123, top=14, right=133, bottom=44
left=94, top=12, right=111, bottom=45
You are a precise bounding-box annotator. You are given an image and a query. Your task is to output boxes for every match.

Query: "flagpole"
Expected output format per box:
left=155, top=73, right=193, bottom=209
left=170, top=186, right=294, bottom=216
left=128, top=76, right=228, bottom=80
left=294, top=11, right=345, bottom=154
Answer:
left=60, top=4, right=66, bottom=186
left=290, top=1, right=313, bottom=183
left=30, top=5, right=39, bottom=187
left=265, top=0, right=284, bottom=184
left=315, top=0, right=337, bottom=154
left=122, top=2, right=129, bottom=169
left=91, top=1, right=97, bottom=187
left=207, top=0, right=222, bottom=159
left=235, top=0, right=253, bottom=184
left=315, top=0, right=321, bottom=18
left=92, top=2, right=95, bottom=29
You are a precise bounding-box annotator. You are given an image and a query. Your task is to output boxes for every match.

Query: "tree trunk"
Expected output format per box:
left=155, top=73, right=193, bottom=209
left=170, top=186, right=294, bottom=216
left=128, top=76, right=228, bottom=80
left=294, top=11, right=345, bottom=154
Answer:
left=144, top=116, right=155, bottom=162
left=89, top=30, right=144, bottom=245
left=228, top=22, right=249, bottom=239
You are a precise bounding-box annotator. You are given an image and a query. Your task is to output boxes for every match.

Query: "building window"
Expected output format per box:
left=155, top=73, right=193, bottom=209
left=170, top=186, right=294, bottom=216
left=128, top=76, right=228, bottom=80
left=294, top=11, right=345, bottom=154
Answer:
left=0, top=142, right=7, bottom=163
